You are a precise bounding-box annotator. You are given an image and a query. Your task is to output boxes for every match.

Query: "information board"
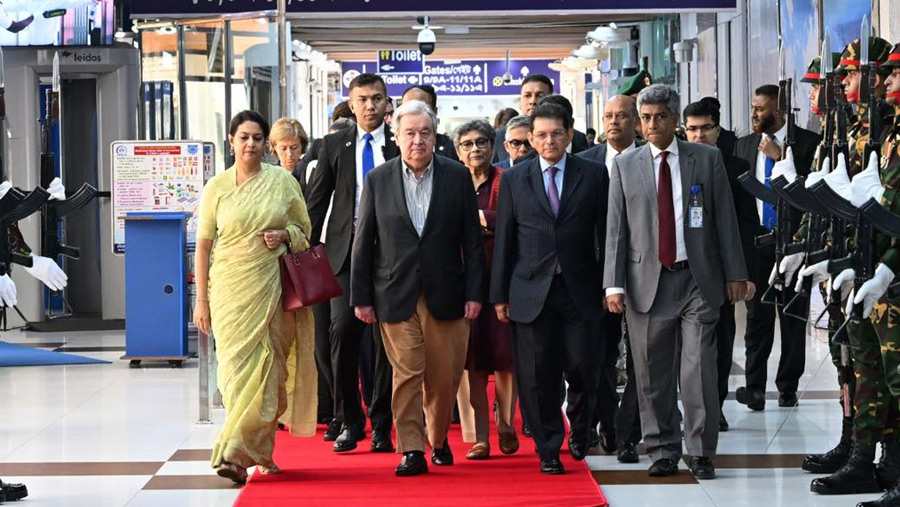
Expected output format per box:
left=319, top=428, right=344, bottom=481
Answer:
left=378, top=50, right=424, bottom=74
left=111, top=140, right=204, bottom=255
left=342, top=59, right=559, bottom=98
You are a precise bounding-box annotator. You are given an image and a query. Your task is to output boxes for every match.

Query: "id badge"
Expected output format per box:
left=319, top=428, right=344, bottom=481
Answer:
left=689, top=206, right=704, bottom=228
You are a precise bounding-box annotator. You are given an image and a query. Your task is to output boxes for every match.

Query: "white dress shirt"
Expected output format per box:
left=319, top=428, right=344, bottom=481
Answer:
left=605, top=141, right=638, bottom=171
left=606, top=138, right=685, bottom=297
left=355, top=123, right=386, bottom=220
left=539, top=153, right=566, bottom=197
left=754, top=123, right=786, bottom=224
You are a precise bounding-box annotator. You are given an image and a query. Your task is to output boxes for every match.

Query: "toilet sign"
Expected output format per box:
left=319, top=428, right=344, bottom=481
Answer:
left=377, top=50, right=424, bottom=74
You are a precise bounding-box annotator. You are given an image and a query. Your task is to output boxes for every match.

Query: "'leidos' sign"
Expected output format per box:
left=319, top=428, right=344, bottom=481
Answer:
left=131, top=0, right=736, bottom=17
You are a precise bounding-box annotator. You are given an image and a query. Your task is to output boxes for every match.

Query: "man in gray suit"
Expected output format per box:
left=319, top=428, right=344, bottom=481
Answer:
left=604, top=85, right=752, bottom=480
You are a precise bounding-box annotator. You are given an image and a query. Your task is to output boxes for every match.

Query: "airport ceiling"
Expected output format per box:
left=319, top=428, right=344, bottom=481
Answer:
left=290, top=13, right=656, bottom=60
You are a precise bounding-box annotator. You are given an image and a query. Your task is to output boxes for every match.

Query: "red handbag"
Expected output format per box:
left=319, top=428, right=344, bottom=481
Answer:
left=280, top=244, right=343, bottom=311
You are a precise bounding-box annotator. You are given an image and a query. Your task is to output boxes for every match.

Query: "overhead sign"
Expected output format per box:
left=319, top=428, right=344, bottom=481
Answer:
left=342, top=59, right=560, bottom=97
left=378, top=50, right=424, bottom=74
left=131, top=0, right=736, bottom=17
left=111, top=141, right=204, bottom=255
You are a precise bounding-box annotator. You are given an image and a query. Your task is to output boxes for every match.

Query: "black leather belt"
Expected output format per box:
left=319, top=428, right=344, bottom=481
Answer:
left=662, top=260, right=689, bottom=271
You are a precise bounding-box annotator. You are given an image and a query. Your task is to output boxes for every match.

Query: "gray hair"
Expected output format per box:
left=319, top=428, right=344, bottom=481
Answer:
left=505, top=114, right=532, bottom=132
left=329, top=117, right=356, bottom=132
left=452, top=119, right=495, bottom=148
left=636, top=84, right=681, bottom=121
left=391, top=100, right=438, bottom=134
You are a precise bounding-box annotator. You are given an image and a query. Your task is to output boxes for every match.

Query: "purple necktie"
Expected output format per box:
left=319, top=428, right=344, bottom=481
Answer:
left=547, top=166, right=560, bottom=216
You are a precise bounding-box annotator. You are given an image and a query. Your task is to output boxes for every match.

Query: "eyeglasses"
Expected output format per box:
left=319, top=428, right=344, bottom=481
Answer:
left=459, top=138, right=491, bottom=151
left=507, top=139, right=531, bottom=149
left=685, top=123, right=718, bottom=133
left=531, top=131, right=567, bottom=143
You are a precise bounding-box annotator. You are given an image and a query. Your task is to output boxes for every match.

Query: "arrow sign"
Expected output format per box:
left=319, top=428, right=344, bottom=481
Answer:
left=377, top=49, right=424, bottom=74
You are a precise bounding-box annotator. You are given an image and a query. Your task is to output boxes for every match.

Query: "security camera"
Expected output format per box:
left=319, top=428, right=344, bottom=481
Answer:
left=502, top=71, right=513, bottom=84
left=673, top=40, right=696, bottom=63
left=418, top=28, right=436, bottom=55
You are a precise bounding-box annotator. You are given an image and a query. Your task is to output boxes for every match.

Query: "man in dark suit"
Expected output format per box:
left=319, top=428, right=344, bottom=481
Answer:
left=495, top=74, right=554, bottom=162
left=401, top=85, right=459, bottom=162
left=351, top=100, right=484, bottom=476
left=538, top=94, right=590, bottom=154
left=491, top=103, right=609, bottom=475
left=306, top=73, right=398, bottom=454
left=578, top=94, right=643, bottom=462
left=698, top=96, right=738, bottom=157
left=732, top=84, right=820, bottom=411
left=605, top=84, right=752, bottom=480
left=296, top=100, right=355, bottom=192
left=684, top=100, right=758, bottom=432
left=497, top=115, right=536, bottom=169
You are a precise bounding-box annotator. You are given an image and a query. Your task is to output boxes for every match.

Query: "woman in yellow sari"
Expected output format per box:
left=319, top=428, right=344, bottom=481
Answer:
left=193, top=110, right=317, bottom=484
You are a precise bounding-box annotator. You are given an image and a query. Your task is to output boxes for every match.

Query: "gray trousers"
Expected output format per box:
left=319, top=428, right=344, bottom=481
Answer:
left=625, top=268, right=720, bottom=462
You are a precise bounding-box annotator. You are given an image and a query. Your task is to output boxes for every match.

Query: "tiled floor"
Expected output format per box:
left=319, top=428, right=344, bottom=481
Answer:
left=0, top=304, right=891, bottom=506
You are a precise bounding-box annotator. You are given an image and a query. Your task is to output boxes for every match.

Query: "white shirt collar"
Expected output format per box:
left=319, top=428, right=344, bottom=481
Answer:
left=768, top=123, right=787, bottom=143
left=539, top=153, right=567, bottom=172
left=649, top=138, right=679, bottom=159
left=357, top=123, right=385, bottom=143
left=610, top=140, right=637, bottom=156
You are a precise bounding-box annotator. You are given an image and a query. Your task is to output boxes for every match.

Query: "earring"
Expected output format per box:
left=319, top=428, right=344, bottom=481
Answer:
left=230, top=146, right=234, bottom=156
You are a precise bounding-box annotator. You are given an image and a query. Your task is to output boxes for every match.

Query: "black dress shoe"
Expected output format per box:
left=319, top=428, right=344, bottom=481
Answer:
left=395, top=451, right=428, bottom=476
left=568, top=437, right=589, bottom=461
left=589, top=427, right=600, bottom=448
left=719, top=413, right=729, bottom=432
left=0, top=479, right=27, bottom=501
left=690, top=456, right=716, bottom=479
left=617, top=441, right=639, bottom=464
left=431, top=440, right=454, bottom=466
left=778, top=391, right=799, bottom=407
left=371, top=429, right=394, bottom=453
left=323, top=419, right=342, bottom=442
left=332, top=424, right=365, bottom=452
left=736, top=387, right=765, bottom=411
left=540, top=458, right=565, bottom=475
left=599, top=428, right=617, bottom=454
left=648, top=458, right=679, bottom=477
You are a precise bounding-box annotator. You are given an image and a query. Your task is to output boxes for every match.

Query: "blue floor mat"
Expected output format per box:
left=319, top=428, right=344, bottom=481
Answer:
left=0, top=341, right=111, bottom=367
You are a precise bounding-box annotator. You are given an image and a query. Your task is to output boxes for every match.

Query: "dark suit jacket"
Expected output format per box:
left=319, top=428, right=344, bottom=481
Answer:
left=490, top=155, right=609, bottom=324
left=571, top=129, right=590, bottom=154
left=733, top=126, right=821, bottom=237
left=717, top=128, right=738, bottom=158
left=577, top=140, right=645, bottom=166
left=350, top=156, right=485, bottom=323
left=307, top=126, right=400, bottom=273
left=723, top=152, right=759, bottom=278
left=435, top=133, right=460, bottom=162
left=296, top=138, right=323, bottom=194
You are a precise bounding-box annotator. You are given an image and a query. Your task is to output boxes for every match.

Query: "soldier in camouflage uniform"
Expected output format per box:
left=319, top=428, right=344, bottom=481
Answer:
left=811, top=37, right=900, bottom=497
left=796, top=53, right=862, bottom=476
left=853, top=41, right=900, bottom=507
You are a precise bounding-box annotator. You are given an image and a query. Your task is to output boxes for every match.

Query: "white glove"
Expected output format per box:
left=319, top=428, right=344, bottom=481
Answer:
left=779, top=252, right=806, bottom=286
left=0, top=274, right=17, bottom=307
left=849, top=152, right=884, bottom=208
left=829, top=267, right=855, bottom=303
left=824, top=153, right=851, bottom=199
left=23, top=255, right=68, bottom=291
left=851, top=263, right=895, bottom=318
left=0, top=181, right=11, bottom=200
left=47, top=177, right=66, bottom=201
left=768, top=264, right=783, bottom=289
left=796, top=259, right=830, bottom=293
left=805, top=156, right=831, bottom=188
left=771, top=147, right=798, bottom=184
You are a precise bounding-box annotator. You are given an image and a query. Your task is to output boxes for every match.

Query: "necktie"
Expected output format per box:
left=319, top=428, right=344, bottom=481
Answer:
left=547, top=166, right=560, bottom=216
left=762, top=134, right=777, bottom=230
left=547, top=166, right=561, bottom=274
left=362, top=132, right=375, bottom=181
left=657, top=151, right=676, bottom=268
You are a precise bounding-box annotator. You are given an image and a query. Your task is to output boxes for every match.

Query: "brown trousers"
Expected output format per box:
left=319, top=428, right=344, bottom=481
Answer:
left=380, top=295, right=469, bottom=453
left=457, top=370, right=517, bottom=444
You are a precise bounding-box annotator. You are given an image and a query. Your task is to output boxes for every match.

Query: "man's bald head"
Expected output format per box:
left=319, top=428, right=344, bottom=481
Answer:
left=602, top=94, right=637, bottom=149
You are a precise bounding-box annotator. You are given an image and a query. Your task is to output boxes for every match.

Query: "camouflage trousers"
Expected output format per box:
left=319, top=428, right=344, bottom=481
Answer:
left=847, top=304, right=900, bottom=452
left=871, top=299, right=900, bottom=398
left=823, top=285, right=857, bottom=415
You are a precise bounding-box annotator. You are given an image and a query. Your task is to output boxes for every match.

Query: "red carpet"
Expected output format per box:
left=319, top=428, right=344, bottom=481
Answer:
left=234, top=390, right=608, bottom=507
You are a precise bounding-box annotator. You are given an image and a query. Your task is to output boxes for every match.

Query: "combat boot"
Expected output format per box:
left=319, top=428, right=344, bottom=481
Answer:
left=878, top=439, right=900, bottom=490
left=811, top=445, right=883, bottom=495
left=858, top=479, right=900, bottom=507
left=803, top=416, right=853, bottom=473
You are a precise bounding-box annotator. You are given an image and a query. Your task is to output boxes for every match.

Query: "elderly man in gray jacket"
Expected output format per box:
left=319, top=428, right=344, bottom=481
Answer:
left=603, top=84, right=753, bottom=481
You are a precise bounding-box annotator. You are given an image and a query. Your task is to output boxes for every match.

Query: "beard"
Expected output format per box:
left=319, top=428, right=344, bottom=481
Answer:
left=753, top=113, right=776, bottom=134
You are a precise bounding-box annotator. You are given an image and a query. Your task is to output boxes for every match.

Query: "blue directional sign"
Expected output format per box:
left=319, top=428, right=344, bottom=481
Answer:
left=378, top=50, right=425, bottom=74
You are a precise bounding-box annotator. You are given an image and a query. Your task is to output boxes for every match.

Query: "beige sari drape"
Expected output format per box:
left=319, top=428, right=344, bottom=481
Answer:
left=197, top=163, right=317, bottom=469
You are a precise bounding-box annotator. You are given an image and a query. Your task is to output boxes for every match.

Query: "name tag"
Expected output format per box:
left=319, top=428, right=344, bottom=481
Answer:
left=689, top=206, right=704, bottom=228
